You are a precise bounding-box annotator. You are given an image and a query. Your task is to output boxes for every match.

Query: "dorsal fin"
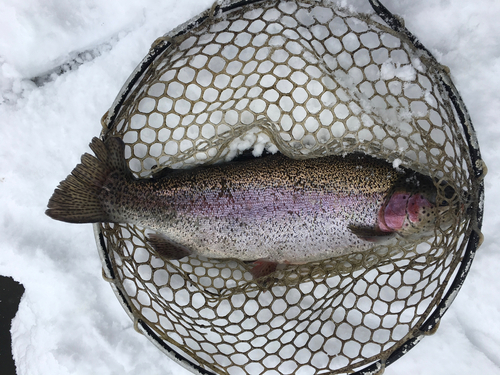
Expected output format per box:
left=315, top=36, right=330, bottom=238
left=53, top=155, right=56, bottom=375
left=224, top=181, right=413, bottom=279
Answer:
left=151, top=165, right=174, bottom=180
left=230, top=148, right=277, bottom=163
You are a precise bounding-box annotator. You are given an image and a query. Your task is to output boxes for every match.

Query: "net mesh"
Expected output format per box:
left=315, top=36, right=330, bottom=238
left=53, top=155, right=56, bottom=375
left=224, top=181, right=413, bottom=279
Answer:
left=94, top=1, right=484, bottom=374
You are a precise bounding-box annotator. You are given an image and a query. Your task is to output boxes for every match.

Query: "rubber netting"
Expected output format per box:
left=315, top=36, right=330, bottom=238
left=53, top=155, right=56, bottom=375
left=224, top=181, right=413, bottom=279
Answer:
left=94, top=1, right=485, bottom=374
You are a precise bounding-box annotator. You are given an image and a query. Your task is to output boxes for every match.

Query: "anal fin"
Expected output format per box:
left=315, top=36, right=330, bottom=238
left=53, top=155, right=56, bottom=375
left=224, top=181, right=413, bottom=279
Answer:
left=147, top=233, right=192, bottom=260
left=249, top=260, right=278, bottom=279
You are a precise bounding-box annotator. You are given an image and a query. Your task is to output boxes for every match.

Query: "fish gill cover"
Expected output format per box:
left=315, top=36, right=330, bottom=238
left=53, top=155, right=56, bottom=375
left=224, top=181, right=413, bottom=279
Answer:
left=51, top=0, right=485, bottom=374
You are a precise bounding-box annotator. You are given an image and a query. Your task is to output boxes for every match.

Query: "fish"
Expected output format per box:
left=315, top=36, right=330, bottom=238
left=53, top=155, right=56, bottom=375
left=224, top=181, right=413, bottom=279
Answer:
left=46, top=137, right=451, bottom=278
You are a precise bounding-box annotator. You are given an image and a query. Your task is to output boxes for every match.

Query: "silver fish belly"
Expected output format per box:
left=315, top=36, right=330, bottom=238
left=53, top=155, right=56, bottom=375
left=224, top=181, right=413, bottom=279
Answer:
left=139, top=181, right=386, bottom=263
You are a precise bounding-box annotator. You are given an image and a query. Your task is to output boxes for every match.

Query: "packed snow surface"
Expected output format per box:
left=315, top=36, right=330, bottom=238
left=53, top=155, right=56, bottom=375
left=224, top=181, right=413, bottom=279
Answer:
left=1, top=0, right=500, bottom=374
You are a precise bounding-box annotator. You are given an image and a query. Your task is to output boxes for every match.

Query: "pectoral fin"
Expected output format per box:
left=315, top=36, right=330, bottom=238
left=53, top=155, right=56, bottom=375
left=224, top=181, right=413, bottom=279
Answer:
left=147, top=233, right=192, bottom=260
left=348, top=225, right=395, bottom=243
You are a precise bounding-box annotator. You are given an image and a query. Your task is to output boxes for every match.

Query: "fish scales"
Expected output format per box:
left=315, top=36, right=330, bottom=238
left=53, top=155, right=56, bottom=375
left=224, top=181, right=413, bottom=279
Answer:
left=100, top=153, right=398, bottom=262
left=47, top=137, right=447, bottom=270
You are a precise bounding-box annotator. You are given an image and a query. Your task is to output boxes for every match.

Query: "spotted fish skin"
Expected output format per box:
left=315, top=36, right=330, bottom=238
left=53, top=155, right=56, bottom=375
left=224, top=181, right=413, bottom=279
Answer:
left=46, top=137, right=442, bottom=264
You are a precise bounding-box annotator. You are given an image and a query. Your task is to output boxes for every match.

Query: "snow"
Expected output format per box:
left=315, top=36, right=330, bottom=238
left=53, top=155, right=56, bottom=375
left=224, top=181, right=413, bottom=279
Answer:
left=392, top=158, right=402, bottom=170
left=226, top=126, right=278, bottom=160
left=1, top=0, right=499, bottom=374
left=380, top=60, right=417, bottom=81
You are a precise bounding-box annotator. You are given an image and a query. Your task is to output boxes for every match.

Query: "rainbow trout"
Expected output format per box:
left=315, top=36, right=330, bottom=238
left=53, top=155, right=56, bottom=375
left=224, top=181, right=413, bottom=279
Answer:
left=47, top=137, right=447, bottom=278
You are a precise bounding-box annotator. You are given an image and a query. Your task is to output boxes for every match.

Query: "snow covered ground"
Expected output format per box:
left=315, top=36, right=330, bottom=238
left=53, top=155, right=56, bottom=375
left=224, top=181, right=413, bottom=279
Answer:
left=1, top=0, right=499, bottom=374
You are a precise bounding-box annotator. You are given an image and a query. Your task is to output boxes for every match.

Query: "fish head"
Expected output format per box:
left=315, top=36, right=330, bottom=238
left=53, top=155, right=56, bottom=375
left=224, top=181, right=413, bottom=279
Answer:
left=379, top=175, right=461, bottom=239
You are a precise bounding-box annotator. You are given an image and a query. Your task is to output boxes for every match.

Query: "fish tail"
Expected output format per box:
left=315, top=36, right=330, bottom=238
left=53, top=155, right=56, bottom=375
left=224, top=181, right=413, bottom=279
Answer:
left=46, top=137, right=132, bottom=223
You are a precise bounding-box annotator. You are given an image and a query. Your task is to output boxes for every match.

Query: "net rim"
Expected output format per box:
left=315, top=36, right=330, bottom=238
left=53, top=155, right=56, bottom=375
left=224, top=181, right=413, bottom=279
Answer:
left=93, top=1, right=486, bottom=374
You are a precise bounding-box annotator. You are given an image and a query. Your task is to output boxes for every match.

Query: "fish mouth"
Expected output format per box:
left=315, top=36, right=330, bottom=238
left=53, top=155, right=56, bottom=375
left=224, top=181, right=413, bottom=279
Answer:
left=435, top=180, right=458, bottom=207
left=436, top=180, right=473, bottom=215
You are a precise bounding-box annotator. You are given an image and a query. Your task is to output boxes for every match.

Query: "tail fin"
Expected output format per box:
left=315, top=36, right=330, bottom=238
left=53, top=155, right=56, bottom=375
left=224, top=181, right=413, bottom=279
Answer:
left=46, top=137, right=132, bottom=223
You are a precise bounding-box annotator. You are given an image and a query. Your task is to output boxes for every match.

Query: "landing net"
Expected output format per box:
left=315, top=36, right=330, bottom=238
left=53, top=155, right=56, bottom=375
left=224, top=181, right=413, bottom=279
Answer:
left=94, top=1, right=485, bottom=374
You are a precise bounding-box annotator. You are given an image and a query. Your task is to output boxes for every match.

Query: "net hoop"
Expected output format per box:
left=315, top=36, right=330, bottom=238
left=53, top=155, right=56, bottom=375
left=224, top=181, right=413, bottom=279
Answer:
left=93, top=1, right=485, bottom=374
